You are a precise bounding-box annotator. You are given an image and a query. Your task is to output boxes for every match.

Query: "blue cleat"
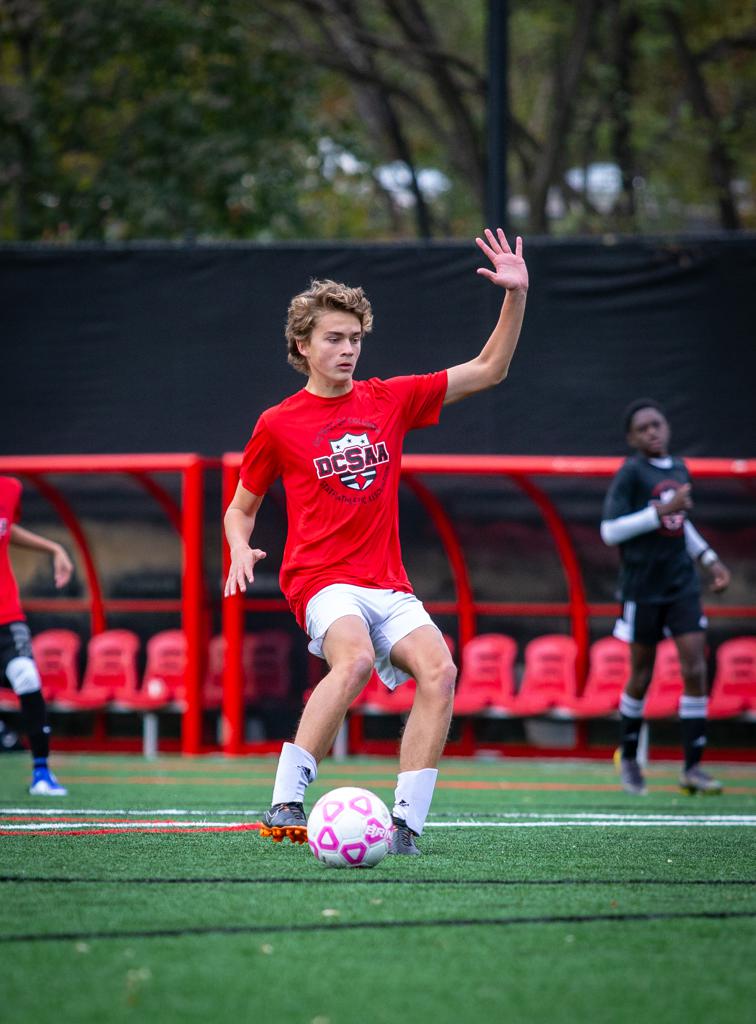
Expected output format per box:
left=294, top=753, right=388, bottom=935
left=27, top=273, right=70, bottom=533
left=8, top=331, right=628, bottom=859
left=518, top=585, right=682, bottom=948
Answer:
left=29, top=766, right=68, bottom=797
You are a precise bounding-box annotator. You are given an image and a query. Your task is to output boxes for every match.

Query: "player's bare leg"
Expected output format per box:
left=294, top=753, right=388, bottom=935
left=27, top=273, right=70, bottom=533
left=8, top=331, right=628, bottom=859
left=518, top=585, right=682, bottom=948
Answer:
left=259, top=616, right=375, bottom=843
left=675, top=631, right=721, bottom=794
left=392, top=626, right=456, bottom=770
left=296, top=615, right=375, bottom=760
left=388, top=626, right=456, bottom=852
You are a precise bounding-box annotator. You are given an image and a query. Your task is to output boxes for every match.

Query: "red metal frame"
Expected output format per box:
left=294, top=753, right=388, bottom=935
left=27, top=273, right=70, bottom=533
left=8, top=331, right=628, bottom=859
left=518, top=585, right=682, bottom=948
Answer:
left=2, top=453, right=753, bottom=759
left=220, top=452, right=756, bottom=757
left=0, top=454, right=217, bottom=755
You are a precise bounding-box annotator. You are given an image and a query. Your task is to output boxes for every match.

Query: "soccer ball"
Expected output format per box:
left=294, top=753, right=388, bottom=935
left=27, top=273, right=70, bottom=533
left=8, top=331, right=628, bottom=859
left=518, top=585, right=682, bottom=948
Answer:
left=307, top=786, right=393, bottom=868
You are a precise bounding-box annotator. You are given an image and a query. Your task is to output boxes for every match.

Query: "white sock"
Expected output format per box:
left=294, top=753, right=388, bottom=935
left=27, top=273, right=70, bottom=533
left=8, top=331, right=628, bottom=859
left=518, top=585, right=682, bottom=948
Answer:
left=271, top=742, right=318, bottom=805
left=393, top=768, right=438, bottom=836
left=679, top=695, right=708, bottom=719
left=619, top=693, right=644, bottom=718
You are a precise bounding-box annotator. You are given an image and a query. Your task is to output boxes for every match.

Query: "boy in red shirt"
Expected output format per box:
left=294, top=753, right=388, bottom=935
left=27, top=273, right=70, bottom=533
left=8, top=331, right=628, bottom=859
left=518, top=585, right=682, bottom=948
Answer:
left=0, top=476, right=73, bottom=795
left=225, top=228, right=528, bottom=853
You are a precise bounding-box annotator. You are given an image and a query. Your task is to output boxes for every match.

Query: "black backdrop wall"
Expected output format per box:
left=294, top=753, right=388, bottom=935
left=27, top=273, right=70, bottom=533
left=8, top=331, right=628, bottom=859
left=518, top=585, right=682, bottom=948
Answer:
left=2, top=234, right=755, bottom=457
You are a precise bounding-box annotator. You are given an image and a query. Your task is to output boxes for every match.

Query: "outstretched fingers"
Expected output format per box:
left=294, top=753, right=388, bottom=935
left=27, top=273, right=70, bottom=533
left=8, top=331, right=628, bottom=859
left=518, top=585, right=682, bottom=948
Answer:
left=475, top=234, right=498, bottom=261
left=224, top=549, right=267, bottom=597
left=476, top=226, right=517, bottom=260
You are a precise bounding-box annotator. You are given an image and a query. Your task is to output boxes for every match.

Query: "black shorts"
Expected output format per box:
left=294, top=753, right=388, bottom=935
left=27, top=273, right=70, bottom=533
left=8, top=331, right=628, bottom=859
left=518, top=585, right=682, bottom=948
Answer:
left=0, top=621, right=33, bottom=684
left=612, top=595, right=706, bottom=647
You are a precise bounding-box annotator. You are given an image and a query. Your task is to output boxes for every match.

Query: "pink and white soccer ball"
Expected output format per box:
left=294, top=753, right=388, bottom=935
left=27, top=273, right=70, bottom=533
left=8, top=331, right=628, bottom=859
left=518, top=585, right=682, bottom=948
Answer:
left=307, top=786, right=393, bottom=868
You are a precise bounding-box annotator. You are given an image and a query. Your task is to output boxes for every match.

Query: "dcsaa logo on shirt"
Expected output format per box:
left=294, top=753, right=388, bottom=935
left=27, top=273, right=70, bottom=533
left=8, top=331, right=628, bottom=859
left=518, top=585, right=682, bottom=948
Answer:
left=313, top=432, right=389, bottom=491
left=0, top=518, right=8, bottom=540
left=651, top=480, right=686, bottom=535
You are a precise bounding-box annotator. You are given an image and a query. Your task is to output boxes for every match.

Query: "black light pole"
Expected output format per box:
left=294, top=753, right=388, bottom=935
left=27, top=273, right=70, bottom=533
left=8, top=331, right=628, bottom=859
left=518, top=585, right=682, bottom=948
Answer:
left=486, top=0, right=509, bottom=232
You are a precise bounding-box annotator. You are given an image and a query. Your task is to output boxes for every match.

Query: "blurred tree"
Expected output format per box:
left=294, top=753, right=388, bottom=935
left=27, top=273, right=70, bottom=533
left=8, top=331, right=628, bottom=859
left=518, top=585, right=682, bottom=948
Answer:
left=0, top=0, right=753, bottom=240
left=276, top=0, right=754, bottom=236
left=0, top=0, right=319, bottom=240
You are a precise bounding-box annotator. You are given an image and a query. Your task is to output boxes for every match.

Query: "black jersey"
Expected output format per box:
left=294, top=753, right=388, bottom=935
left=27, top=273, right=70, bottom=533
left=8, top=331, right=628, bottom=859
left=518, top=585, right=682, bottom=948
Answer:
left=602, top=455, right=699, bottom=603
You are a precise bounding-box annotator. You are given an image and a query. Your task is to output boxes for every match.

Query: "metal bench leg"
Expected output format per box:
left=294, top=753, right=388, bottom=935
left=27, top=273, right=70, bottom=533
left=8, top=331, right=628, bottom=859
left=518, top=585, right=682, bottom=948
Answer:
left=143, top=712, right=158, bottom=760
left=332, top=719, right=348, bottom=761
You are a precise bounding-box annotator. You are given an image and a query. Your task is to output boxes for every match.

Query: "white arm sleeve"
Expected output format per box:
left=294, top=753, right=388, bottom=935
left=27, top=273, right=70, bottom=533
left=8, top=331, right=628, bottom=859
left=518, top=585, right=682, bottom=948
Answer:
left=684, top=520, right=714, bottom=562
left=600, top=505, right=660, bottom=546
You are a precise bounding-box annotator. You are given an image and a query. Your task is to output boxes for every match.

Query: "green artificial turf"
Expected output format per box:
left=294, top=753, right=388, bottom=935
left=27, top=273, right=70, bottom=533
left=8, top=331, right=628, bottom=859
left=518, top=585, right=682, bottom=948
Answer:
left=1, top=753, right=754, bottom=1024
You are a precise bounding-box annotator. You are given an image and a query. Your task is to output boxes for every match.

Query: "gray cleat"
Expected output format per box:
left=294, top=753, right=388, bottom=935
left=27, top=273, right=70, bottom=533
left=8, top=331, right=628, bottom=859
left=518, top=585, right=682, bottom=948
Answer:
left=619, top=758, right=647, bottom=796
left=389, top=816, right=421, bottom=856
left=259, top=802, right=308, bottom=843
left=679, top=766, right=723, bottom=795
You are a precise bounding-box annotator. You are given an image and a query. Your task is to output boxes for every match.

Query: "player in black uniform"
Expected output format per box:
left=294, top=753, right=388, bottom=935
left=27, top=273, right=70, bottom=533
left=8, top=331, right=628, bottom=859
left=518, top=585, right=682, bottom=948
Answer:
left=601, top=399, right=730, bottom=796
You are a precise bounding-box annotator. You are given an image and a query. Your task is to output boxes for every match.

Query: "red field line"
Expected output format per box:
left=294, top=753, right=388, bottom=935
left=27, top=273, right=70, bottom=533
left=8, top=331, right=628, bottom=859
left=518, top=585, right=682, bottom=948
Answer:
left=0, top=824, right=262, bottom=836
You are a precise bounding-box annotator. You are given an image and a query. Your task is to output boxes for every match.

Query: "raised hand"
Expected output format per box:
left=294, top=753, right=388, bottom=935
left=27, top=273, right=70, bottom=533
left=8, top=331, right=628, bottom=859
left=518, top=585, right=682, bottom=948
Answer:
left=475, top=228, right=528, bottom=292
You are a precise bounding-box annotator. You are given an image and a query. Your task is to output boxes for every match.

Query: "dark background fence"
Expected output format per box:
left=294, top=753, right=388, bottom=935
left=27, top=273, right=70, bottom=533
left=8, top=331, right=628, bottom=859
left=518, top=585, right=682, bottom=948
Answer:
left=3, top=234, right=755, bottom=458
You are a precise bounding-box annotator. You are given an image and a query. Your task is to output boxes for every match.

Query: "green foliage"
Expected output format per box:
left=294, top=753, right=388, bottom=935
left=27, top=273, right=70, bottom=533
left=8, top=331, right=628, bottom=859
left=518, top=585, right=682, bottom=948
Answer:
left=0, top=0, right=317, bottom=240
left=0, top=0, right=753, bottom=240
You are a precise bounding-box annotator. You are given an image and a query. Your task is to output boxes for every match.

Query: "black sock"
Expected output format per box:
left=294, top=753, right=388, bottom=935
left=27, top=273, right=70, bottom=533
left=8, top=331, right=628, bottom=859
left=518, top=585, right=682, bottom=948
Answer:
left=19, top=690, right=50, bottom=761
left=620, top=715, right=643, bottom=761
left=681, top=717, right=707, bottom=771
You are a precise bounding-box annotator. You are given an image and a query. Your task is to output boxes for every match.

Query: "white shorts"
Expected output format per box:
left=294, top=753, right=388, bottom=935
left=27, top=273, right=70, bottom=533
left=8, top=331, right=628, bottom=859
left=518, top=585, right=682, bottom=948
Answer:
left=305, top=584, right=438, bottom=691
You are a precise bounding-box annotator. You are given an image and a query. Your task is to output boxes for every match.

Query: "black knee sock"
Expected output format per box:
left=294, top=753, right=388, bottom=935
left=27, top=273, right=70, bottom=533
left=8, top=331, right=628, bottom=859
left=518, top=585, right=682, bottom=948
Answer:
left=681, top=718, right=707, bottom=770
left=620, top=717, right=643, bottom=761
left=619, top=694, right=644, bottom=761
left=19, top=690, right=50, bottom=762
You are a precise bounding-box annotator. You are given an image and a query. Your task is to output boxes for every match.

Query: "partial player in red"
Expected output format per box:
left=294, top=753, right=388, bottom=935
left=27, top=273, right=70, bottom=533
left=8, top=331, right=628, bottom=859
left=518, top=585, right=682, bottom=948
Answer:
left=0, top=476, right=74, bottom=795
left=601, top=400, right=731, bottom=796
left=224, top=228, right=528, bottom=854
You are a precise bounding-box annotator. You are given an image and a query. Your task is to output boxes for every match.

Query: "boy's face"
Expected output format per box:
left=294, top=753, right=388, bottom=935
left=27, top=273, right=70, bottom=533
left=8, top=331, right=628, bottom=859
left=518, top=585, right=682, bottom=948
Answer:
left=627, top=406, right=670, bottom=457
left=298, top=311, right=363, bottom=388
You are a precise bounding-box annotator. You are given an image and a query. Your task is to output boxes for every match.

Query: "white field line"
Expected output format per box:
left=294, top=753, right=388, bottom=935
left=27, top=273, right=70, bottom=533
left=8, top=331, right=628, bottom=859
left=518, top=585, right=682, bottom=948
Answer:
left=3, top=807, right=756, bottom=821
left=1, top=808, right=756, bottom=829
left=424, top=819, right=756, bottom=828
left=0, top=807, right=258, bottom=816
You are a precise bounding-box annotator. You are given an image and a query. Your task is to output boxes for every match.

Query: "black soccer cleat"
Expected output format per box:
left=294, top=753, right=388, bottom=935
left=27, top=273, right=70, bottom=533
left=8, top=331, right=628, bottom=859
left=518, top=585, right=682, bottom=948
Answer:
left=258, top=802, right=308, bottom=844
left=389, top=815, right=421, bottom=856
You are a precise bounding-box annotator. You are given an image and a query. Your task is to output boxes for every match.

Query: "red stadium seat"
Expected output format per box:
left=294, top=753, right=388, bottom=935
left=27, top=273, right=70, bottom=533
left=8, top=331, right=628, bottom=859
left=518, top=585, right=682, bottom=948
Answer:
left=453, top=633, right=517, bottom=715
left=708, top=637, right=756, bottom=718
left=358, top=634, right=455, bottom=714
left=204, top=634, right=227, bottom=709
left=360, top=671, right=416, bottom=713
left=107, top=630, right=186, bottom=759
left=58, top=629, right=140, bottom=710
left=247, top=630, right=293, bottom=703
left=643, top=638, right=684, bottom=718
left=116, top=629, right=187, bottom=711
left=0, top=687, right=17, bottom=711
left=205, top=630, right=294, bottom=709
left=23, top=629, right=82, bottom=707
left=565, top=636, right=629, bottom=717
left=0, top=628, right=81, bottom=710
left=510, top=634, right=577, bottom=716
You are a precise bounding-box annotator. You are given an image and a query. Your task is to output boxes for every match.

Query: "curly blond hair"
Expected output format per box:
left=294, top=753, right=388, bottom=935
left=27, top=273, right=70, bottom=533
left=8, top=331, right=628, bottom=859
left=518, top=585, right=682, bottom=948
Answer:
left=285, top=279, right=373, bottom=375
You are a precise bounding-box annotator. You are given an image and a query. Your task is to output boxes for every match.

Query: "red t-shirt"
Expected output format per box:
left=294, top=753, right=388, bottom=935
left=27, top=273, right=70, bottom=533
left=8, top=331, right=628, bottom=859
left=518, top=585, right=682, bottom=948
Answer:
left=0, top=476, right=24, bottom=625
left=240, top=372, right=447, bottom=628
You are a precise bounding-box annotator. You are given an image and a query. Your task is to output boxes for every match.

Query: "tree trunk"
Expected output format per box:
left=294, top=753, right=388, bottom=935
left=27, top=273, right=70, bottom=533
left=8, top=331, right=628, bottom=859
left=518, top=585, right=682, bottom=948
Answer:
left=664, top=8, right=741, bottom=230
left=528, top=0, right=601, bottom=233
left=608, top=3, right=640, bottom=228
